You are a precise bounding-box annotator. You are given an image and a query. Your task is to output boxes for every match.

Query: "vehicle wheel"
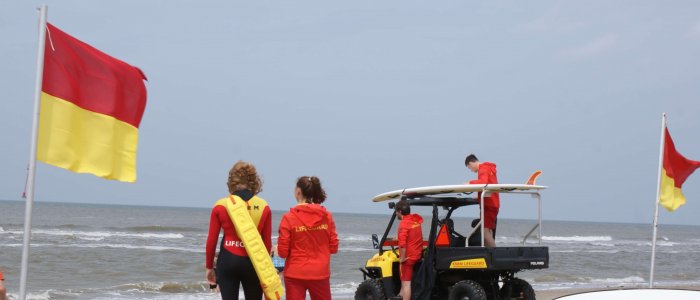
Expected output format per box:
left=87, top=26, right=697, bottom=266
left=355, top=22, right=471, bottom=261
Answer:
left=355, top=278, right=387, bottom=300
left=499, top=278, right=535, bottom=300
left=448, top=280, right=486, bottom=300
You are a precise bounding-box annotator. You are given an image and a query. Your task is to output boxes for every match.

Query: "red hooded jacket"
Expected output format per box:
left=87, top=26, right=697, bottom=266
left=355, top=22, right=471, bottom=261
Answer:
left=469, top=162, right=500, bottom=209
left=278, top=204, right=339, bottom=280
left=398, top=214, right=424, bottom=261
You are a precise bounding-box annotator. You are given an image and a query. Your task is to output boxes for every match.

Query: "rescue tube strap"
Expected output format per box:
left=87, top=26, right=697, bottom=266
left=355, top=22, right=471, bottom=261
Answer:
left=216, top=195, right=284, bottom=300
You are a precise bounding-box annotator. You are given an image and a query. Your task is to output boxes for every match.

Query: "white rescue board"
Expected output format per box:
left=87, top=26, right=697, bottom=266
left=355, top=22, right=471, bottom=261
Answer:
left=372, top=184, right=547, bottom=202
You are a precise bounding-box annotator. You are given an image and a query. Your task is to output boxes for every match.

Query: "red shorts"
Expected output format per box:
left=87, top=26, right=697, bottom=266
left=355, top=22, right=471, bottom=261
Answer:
left=284, top=276, right=331, bottom=300
left=484, top=207, right=498, bottom=229
left=400, top=260, right=417, bottom=281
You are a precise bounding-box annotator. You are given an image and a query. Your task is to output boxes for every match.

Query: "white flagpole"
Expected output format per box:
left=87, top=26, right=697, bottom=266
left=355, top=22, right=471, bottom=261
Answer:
left=649, top=112, right=666, bottom=288
left=19, top=5, right=48, bottom=300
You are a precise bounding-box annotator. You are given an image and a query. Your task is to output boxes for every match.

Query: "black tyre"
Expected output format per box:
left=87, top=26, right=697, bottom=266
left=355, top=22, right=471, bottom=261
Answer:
left=355, top=279, right=387, bottom=300
left=448, top=280, right=487, bottom=300
left=499, top=278, right=535, bottom=300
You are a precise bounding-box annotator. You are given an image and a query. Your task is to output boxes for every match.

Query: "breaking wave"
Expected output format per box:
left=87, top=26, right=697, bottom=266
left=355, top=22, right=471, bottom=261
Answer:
left=543, top=235, right=612, bottom=242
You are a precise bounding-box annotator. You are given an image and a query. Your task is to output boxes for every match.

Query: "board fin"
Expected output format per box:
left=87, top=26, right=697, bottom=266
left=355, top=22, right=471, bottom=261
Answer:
left=526, top=170, right=542, bottom=185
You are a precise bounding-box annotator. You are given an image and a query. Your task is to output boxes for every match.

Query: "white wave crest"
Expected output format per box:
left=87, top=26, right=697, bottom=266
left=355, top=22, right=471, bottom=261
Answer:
left=656, top=241, right=678, bottom=247
left=542, top=235, right=612, bottom=242
left=6, top=290, right=52, bottom=300
left=3, top=242, right=202, bottom=252
left=587, top=250, right=619, bottom=253
left=339, top=234, right=371, bottom=242
left=79, top=236, right=106, bottom=241
left=331, top=281, right=360, bottom=295
left=66, top=243, right=203, bottom=252
left=2, top=243, right=52, bottom=247
left=590, top=276, right=645, bottom=284
left=637, top=241, right=679, bottom=247
left=338, top=247, right=374, bottom=252
left=28, top=229, right=184, bottom=239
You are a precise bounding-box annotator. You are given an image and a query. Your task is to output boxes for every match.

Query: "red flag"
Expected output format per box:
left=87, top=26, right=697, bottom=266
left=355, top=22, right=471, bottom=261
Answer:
left=37, top=23, right=147, bottom=182
left=659, top=127, right=700, bottom=211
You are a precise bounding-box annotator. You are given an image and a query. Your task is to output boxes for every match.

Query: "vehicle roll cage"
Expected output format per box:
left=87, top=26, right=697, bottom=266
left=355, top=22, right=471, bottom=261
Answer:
left=377, top=189, right=543, bottom=253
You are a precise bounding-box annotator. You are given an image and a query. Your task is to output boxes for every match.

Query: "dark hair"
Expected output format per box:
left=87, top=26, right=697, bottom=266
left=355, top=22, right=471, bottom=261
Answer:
left=465, top=154, right=479, bottom=166
left=395, top=199, right=410, bottom=215
left=296, top=176, right=327, bottom=204
left=227, top=161, right=263, bottom=194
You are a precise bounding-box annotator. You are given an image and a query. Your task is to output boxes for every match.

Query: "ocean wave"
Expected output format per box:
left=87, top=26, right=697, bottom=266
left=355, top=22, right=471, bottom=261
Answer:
left=339, top=234, right=371, bottom=242
left=549, top=249, right=621, bottom=254
left=533, top=273, right=584, bottom=283
left=66, top=243, right=203, bottom=252
left=17, top=229, right=186, bottom=239
left=587, top=250, right=620, bottom=253
left=590, top=242, right=615, bottom=247
left=120, top=225, right=202, bottom=233
left=2, top=243, right=52, bottom=247
left=634, top=241, right=679, bottom=247
left=1, top=242, right=202, bottom=252
left=56, top=224, right=87, bottom=229
left=542, top=235, right=612, bottom=242
left=590, top=276, right=646, bottom=284
left=338, top=247, right=374, bottom=252
left=5, top=290, right=52, bottom=300
left=331, top=281, right=360, bottom=295
left=116, top=281, right=211, bottom=293
left=655, top=241, right=678, bottom=247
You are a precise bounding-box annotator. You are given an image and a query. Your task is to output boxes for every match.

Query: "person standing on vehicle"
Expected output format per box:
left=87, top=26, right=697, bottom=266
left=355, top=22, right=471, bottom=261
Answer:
left=205, top=161, right=272, bottom=300
left=465, top=154, right=499, bottom=247
left=277, top=176, right=339, bottom=300
left=395, top=199, right=424, bottom=300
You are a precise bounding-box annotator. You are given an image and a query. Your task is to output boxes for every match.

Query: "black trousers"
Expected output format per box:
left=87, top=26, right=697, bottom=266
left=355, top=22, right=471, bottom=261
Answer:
left=216, top=246, right=262, bottom=300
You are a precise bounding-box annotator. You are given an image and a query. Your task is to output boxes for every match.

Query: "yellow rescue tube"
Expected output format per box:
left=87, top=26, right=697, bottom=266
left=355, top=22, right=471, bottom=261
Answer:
left=216, top=196, right=284, bottom=300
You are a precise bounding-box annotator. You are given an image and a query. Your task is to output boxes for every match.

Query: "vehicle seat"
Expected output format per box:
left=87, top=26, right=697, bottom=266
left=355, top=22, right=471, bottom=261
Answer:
left=468, top=218, right=497, bottom=247
left=441, top=218, right=466, bottom=247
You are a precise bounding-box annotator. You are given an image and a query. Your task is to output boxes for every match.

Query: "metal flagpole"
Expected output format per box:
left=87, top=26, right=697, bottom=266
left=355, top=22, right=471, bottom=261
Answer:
left=649, top=112, right=666, bottom=288
left=19, top=5, right=48, bottom=300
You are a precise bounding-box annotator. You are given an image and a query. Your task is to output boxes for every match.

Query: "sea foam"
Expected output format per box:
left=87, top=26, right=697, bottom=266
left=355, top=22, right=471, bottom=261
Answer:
left=29, top=229, right=185, bottom=239
left=543, top=235, right=612, bottom=242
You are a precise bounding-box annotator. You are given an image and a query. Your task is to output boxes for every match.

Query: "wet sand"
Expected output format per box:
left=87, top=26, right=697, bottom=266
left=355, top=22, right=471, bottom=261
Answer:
left=537, top=289, right=587, bottom=300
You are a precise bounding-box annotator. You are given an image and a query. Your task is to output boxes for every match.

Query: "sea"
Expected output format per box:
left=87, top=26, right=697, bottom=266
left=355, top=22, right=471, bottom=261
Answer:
left=1, top=199, right=699, bottom=299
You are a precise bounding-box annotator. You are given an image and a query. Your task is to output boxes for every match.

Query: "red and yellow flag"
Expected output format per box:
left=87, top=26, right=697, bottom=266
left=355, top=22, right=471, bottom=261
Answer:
left=37, top=23, right=147, bottom=182
left=659, top=127, right=700, bottom=211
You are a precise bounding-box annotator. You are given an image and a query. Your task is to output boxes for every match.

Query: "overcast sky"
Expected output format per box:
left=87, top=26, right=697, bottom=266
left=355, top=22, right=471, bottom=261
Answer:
left=1, top=1, right=699, bottom=226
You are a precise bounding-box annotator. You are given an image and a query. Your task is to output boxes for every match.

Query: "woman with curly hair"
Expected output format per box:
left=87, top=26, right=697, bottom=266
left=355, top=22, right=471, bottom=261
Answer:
left=277, top=176, right=339, bottom=300
left=205, top=161, right=272, bottom=300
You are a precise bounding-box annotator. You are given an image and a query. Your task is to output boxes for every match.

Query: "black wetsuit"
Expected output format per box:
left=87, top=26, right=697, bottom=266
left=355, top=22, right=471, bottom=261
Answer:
left=215, top=190, right=263, bottom=300
left=216, top=246, right=262, bottom=300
